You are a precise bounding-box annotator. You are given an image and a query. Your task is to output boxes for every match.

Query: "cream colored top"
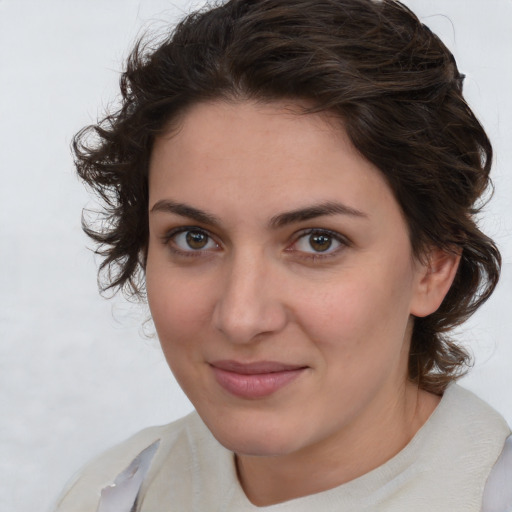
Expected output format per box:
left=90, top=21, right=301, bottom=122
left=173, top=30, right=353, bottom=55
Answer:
left=53, top=385, right=511, bottom=512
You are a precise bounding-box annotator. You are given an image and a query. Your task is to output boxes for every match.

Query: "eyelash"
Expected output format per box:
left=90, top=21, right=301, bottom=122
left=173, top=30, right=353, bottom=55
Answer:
left=287, top=228, right=350, bottom=260
left=160, top=227, right=350, bottom=260
left=161, top=226, right=220, bottom=258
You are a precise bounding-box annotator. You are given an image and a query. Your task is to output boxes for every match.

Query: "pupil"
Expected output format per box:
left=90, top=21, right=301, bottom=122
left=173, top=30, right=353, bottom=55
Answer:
left=186, top=231, right=207, bottom=249
left=309, top=233, right=332, bottom=252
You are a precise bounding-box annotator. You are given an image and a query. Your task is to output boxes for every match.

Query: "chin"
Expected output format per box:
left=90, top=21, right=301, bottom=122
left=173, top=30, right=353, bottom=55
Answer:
left=215, top=431, right=299, bottom=457
left=200, top=408, right=306, bottom=457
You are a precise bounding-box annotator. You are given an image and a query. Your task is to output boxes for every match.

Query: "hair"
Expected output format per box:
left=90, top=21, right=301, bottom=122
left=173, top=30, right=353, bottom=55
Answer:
left=73, top=0, right=500, bottom=394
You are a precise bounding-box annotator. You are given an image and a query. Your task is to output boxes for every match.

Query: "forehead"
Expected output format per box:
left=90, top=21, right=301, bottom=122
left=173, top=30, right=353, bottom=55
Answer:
left=153, top=100, right=345, bottom=170
left=148, top=100, right=398, bottom=224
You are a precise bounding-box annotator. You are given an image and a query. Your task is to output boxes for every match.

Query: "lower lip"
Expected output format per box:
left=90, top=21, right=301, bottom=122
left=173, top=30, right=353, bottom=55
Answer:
left=211, top=367, right=305, bottom=399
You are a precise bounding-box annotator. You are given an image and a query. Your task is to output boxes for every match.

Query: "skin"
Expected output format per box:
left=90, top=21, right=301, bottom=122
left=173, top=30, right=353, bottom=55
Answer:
left=145, top=100, right=459, bottom=506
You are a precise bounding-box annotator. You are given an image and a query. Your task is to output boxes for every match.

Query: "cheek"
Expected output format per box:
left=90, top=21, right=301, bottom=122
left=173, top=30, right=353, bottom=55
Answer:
left=294, top=279, right=414, bottom=408
left=146, top=263, right=214, bottom=350
left=293, top=265, right=415, bottom=358
left=146, top=274, right=215, bottom=398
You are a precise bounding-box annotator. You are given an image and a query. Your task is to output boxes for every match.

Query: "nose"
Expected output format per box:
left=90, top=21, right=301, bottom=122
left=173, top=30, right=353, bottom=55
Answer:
left=212, top=250, right=288, bottom=344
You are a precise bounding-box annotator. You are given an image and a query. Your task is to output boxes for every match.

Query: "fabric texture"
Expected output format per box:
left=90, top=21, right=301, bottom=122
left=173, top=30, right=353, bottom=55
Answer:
left=53, top=384, right=510, bottom=512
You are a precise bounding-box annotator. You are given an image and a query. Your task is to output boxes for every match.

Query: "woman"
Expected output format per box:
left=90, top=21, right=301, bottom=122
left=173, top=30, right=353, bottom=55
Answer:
left=55, top=0, right=511, bottom=510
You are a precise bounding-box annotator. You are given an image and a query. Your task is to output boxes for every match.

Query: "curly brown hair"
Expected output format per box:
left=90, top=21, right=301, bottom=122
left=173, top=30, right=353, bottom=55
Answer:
left=73, top=0, right=500, bottom=394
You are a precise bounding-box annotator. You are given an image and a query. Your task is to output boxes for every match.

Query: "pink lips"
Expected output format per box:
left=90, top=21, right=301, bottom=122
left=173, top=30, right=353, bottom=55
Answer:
left=210, top=360, right=306, bottom=399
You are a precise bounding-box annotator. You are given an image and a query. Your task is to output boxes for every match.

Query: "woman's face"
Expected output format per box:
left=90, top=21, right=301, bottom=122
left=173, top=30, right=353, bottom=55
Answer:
left=146, top=100, right=431, bottom=457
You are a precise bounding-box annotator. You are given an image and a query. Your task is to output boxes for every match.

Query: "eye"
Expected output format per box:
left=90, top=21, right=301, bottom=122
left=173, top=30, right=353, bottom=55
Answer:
left=165, top=228, right=220, bottom=253
left=291, top=229, right=347, bottom=255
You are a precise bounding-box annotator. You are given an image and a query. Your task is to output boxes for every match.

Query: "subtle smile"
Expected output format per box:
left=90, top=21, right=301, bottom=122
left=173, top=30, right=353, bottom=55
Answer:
left=209, top=361, right=308, bottom=399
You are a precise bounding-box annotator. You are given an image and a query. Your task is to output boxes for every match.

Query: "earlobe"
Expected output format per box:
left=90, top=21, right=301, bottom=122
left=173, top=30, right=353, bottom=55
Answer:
left=410, top=248, right=461, bottom=318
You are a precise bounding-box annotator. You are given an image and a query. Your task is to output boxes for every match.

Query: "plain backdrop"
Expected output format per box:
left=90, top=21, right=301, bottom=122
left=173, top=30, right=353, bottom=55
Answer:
left=0, top=1, right=511, bottom=511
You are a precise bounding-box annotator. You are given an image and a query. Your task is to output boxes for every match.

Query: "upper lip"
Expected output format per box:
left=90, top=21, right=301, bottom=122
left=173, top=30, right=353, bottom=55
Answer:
left=209, top=360, right=307, bottom=375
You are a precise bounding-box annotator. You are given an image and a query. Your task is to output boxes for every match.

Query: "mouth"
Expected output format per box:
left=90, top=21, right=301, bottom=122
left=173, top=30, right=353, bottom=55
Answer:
left=209, top=360, right=308, bottom=399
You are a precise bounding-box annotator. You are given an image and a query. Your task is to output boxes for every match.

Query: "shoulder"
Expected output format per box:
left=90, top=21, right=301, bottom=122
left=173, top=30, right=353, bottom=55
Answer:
left=52, top=412, right=200, bottom=512
left=436, top=384, right=510, bottom=442
left=394, top=384, right=511, bottom=511
left=439, top=385, right=511, bottom=509
left=432, top=384, right=510, bottom=463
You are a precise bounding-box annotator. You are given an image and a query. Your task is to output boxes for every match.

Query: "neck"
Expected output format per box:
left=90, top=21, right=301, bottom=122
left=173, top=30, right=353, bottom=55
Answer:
left=236, top=382, right=440, bottom=506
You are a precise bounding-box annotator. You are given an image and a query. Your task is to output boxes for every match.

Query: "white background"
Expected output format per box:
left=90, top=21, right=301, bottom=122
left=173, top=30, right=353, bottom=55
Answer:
left=0, top=1, right=511, bottom=511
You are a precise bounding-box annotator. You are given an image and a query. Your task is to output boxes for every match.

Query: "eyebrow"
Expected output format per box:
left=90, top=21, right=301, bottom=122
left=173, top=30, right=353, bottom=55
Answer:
left=150, top=200, right=222, bottom=227
left=268, top=201, right=367, bottom=229
left=151, top=199, right=367, bottom=229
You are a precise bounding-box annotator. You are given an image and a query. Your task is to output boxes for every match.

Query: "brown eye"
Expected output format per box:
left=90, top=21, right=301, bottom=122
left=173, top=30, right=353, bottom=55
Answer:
left=169, top=229, right=219, bottom=253
left=309, top=233, right=332, bottom=252
left=186, top=230, right=209, bottom=249
left=292, top=229, right=345, bottom=256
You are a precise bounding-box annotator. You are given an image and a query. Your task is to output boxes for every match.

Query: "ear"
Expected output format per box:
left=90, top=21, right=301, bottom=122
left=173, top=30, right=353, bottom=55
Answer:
left=410, top=247, right=461, bottom=318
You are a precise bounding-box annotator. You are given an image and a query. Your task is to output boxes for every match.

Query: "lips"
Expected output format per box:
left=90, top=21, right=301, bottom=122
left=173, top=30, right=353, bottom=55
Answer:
left=209, top=360, right=307, bottom=399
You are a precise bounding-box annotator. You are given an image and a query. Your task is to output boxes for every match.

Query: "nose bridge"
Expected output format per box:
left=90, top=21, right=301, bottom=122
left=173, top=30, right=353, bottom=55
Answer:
left=213, top=246, right=286, bottom=343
